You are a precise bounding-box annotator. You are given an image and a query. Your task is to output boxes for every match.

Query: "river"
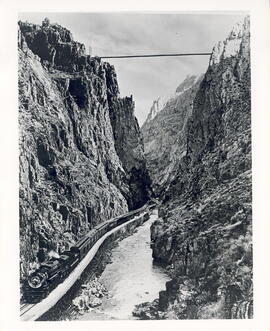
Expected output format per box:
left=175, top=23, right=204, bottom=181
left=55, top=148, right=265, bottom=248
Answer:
left=77, top=209, right=170, bottom=320
left=38, top=209, right=170, bottom=321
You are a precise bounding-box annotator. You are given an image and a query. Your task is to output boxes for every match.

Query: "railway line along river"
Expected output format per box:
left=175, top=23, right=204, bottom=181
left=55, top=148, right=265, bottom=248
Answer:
left=39, top=209, right=170, bottom=320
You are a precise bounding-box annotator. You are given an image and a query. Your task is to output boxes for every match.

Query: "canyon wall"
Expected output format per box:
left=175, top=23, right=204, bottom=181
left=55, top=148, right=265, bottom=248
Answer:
left=141, top=17, right=252, bottom=319
left=142, top=74, right=203, bottom=195
left=18, top=20, right=150, bottom=278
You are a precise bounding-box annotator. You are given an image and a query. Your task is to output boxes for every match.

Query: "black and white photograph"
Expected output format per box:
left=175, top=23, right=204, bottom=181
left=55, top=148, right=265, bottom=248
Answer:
left=17, top=11, right=253, bottom=321
left=1, top=0, right=270, bottom=330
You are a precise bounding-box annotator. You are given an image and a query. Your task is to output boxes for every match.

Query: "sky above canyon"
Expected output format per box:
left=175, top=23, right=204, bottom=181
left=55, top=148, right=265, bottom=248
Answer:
left=19, top=12, right=246, bottom=125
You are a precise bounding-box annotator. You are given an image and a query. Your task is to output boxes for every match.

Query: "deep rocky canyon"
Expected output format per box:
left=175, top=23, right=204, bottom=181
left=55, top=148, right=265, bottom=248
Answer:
left=18, top=19, right=150, bottom=279
left=140, top=17, right=252, bottom=319
left=19, top=16, right=252, bottom=320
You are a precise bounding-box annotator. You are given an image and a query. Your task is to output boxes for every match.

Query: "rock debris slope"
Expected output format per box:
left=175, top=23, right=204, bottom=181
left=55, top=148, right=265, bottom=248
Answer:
left=18, top=19, right=150, bottom=278
left=140, top=17, right=252, bottom=319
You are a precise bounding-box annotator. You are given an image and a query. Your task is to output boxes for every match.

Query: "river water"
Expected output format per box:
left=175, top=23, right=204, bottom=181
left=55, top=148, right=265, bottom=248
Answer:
left=77, top=210, right=170, bottom=320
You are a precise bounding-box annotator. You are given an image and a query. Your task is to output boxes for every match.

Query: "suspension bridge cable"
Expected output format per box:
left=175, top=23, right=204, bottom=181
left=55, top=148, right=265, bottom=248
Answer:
left=100, top=52, right=212, bottom=59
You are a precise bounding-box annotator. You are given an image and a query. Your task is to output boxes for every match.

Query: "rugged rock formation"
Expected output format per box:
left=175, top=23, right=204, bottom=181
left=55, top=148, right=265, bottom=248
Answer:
left=143, top=75, right=200, bottom=127
left=18, top=19, right=150, bottom=278
left=142, top=74, right=203, bottom=195
left=108, top=95, right=151, bottom=209
left=140, top=17, right=252, bottom=319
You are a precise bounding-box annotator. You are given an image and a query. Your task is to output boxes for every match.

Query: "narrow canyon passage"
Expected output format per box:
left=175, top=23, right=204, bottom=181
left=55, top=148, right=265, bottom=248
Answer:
left=76, top=210, right=170, bottom=320
left=17, top=15, right=253, bottom=321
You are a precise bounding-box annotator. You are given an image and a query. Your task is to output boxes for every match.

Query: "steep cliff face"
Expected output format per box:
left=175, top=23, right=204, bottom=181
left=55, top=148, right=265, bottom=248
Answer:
left=141, top=74, right=203, bottom=195
left=108, top=95, right=151, bottom=209
left=139, top=17, right=252, bottom=319
left=18, top=20, right=150, bottom=278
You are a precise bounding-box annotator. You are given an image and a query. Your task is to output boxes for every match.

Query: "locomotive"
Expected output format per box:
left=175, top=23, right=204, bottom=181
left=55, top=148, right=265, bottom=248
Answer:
left=23, top=202, right=156, bottom=303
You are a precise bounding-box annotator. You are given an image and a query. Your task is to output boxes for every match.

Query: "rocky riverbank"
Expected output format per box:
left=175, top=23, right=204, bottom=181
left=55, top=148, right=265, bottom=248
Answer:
left=72, top=278, right=109, bottom=311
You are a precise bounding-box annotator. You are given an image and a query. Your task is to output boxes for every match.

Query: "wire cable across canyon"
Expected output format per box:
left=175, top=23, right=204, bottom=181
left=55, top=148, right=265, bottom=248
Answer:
left=100, top=52, right=212, bottom=59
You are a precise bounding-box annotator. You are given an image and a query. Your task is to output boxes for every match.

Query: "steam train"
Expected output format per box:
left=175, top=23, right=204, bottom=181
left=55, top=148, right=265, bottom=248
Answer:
left=23, top=202, right=156, bottom=303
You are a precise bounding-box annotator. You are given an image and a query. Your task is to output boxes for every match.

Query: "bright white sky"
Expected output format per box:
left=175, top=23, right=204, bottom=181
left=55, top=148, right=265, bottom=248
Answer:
left=19, top=12, right=246, bottom=125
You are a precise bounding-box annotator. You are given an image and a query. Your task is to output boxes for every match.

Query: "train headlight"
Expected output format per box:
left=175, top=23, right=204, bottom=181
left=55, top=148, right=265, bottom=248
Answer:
left=28, top=272, right=47, bottom=288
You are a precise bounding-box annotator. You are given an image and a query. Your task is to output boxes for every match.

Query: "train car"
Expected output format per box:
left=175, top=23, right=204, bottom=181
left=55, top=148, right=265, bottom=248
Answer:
left=71, top=229, right=97, bottom=260
left=107, top=217, right=119, bottom=231
left=95, top=220, right=109, bottom=238
left=87, top=228, right=99, bottom=248
left=116, top=207, right=143, bottom=226
left=116, top=215, right=129, bottom=226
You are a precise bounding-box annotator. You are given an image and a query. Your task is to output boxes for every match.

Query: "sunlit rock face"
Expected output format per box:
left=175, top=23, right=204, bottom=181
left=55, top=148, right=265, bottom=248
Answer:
left=141, top=17, right=252, bottom=319
left=141, top=74, right=204, bottom=195
left=18, top=20, right=150, bottom=278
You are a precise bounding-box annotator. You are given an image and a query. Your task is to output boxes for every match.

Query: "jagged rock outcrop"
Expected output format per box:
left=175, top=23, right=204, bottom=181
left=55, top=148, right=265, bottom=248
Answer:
left=140, top=17, right=252, bottom=319
left=141, top=74, right=203, bottom=195
left=143, top=75, right=199, bottom=127
left=108, top=96, right=151, bottom=209
left=18, top=19, right=150, bottom=278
